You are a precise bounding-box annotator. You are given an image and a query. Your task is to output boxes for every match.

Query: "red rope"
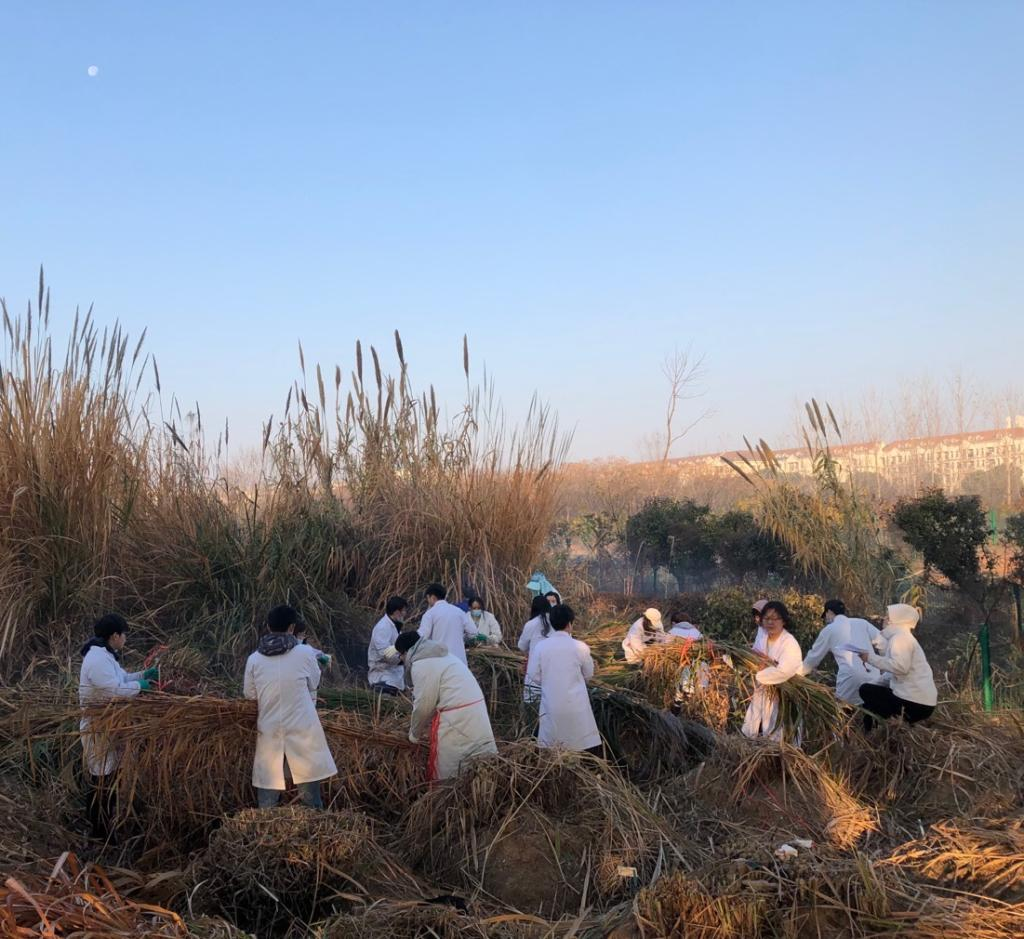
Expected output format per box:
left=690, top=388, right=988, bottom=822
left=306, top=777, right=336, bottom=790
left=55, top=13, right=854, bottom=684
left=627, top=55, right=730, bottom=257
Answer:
left=427, top=698, right=484, bottom=783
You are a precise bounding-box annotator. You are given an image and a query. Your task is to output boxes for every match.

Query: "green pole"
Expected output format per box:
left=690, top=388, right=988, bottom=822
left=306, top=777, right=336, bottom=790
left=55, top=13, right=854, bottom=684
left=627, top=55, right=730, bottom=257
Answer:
left=979, top=620, right=994, bottom=712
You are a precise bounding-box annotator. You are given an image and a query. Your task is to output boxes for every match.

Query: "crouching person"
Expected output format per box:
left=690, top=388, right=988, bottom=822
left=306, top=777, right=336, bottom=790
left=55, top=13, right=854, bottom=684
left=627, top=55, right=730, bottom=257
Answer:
left=395, top=630, right=497, bottom=781
left=244, top=604, right=337, bottom=808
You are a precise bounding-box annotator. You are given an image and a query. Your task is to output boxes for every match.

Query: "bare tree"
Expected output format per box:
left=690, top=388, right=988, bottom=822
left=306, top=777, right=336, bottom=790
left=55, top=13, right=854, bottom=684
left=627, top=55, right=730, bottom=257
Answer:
left=658, top=347, right=711, bottom=463
left=949, top=371, right=980, bottom=434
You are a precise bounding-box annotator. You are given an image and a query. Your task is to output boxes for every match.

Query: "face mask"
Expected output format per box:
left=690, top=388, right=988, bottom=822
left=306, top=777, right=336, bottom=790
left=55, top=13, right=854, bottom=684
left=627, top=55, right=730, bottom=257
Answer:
left=471, top=610, right=482, bottom=619
left=392, top=616, right=404, bottom=625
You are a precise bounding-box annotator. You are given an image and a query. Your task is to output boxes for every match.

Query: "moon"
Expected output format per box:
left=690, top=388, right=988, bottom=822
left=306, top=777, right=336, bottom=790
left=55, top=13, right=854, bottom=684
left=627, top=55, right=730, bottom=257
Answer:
left=87, top=65, right=99, bottom=77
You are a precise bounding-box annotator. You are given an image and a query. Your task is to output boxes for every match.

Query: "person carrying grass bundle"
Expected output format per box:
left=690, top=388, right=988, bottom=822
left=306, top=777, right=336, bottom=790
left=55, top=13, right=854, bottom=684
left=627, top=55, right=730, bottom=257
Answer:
left=418, top=583, right=478, bottom=665
left=857, top=604, right=937, bottom=730
left=367, top=596, right=408, bottom=695
left=78, top=613, right=158, bottom=839
left=244, top=605, right=337, bottom=809
left=741, top=600, right=802, bottom=741
left=797, top=599, right=884, bottom=706
left=395, top=630, right=497, bottom=781
left=622, top=608, right=668, bottom=664
left=526, top=604, right=603, bottom=757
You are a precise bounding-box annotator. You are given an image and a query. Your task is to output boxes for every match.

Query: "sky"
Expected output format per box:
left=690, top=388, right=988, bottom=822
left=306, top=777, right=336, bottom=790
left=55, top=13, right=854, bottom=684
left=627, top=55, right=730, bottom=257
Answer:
left=1, top=1, right=1022, bottom=462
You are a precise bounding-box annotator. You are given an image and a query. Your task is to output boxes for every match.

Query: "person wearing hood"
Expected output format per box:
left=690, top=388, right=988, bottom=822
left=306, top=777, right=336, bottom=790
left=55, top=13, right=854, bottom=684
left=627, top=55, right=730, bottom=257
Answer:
left=466, top=595, right=502, bottom=646
left=395, top=630, right=497, bottom=781
left=857, top=604, right=937, bottom=729
left=622, top=608, right=668, bottom=664
left=526, top=604, right=602, bottom=755
left=367, top=596, right=409, bottom=695
left=78, top=613, right=157, bottom=839
left=244, top=604, right=337, bottom=808
left=741, top=601, right=803, bottom=741
left=417, top=583, right=478, bottom=665
left=797, top=599, right=884, bottom=706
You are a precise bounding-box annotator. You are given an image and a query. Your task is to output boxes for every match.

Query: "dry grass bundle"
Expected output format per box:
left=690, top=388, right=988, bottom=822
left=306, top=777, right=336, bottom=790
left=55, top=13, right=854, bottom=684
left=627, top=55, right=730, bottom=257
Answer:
left=3, top=691, right=425, bottom=851
left=883, top=815, right=1024, bottom=900
left=627, top=871, right=767, bottom=939
left=399, top=742, right=678, bottom=916
left=831, top=709, right=1024, bottom=825
left=691, top=737, right=877, bottom=849
left=198, top=806, right=420, bottom=933
left=0, top=853, right=187, bottom=937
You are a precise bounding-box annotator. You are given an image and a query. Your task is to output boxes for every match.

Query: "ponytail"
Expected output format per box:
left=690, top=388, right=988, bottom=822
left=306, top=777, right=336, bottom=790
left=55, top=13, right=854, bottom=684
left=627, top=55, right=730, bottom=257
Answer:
left=540, top=611, right=551, bottom=638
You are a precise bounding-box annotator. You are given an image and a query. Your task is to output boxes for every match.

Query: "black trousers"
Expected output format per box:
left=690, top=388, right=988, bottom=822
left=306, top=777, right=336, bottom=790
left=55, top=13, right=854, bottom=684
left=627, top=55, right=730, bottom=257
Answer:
left=85, top=774, right=118, bottom=840
left=859, top=683, right=935, bottom=731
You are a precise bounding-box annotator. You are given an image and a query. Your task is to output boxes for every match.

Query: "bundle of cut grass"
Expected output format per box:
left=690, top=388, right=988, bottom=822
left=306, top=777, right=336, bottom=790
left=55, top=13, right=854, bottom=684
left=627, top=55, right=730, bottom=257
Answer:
left=3, top=691, right=425, bottom=851
left=831, top=709, right=1024, bottom=826
left=399, top=742, right=679, bottom=917
left=690, top=736, right=876, bottom=849
left=185, top=917, right=256, bottom=939
left=198, top=806, right=421, bottom=934
left=0, top=853, right=187, bottom=937
left=319, top=901, right=568, bottom=939
left=883, top=815, right=1024, bottom=900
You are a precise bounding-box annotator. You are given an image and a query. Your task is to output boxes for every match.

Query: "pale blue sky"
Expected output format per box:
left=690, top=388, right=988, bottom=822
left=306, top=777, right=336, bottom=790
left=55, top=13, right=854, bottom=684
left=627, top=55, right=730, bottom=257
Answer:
left=1, top=2, right=1021, bottom=460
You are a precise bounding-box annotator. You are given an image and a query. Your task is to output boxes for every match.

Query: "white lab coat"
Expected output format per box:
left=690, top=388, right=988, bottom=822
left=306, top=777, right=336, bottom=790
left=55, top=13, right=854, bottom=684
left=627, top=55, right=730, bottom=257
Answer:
left=78, top=645, right=144, bottom=777
left=622, top=619, right=668, bottom=664
left=797, top=615, right=883, bottom=705
left=668, top=623, right=703, bottom=640
left=407, top=639, right=497, bottom=780
left=468, top=610, right=502, bottom=646
left=244, top=645, right=338, bottom=790
left=418, top=600, right=476, bottom=664
left=741, top=628, right=802, bottom=740
left=865, top=625, right=938, bottom=707
left=517, top=615, right=550, bottom=654
left=367, top=615, right=405, bottom=689
left=528, top=631, right=601, bottom=751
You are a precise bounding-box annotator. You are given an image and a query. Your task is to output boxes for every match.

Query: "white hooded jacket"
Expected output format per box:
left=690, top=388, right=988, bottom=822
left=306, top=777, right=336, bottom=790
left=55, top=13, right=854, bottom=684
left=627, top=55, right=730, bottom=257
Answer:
left=244, top=639, right=338, bottom=790
left=527, top=630, right=601, bottom=752
left=406, top=638, right=497, bottom=780
left=865, top=610, right=937, bottom=707
left=797, top=615, right=884, bottom=705
left=78, top=643, right=145, bottom=776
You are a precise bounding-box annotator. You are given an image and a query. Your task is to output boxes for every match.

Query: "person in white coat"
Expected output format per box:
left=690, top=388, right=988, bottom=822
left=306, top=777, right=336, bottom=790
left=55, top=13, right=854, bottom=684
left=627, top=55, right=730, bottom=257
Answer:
left=666, top=611, right=708, bottom=714
left=857, top=603, right=937, bottom=729
left=395, top=630, right=497, bottom=781
left=467, top=596, right=502, bottom=646
left=244, top=605, right=338, bottom=808
left=517, top=596, right=553, bottom=702
left=622, top=608, right=668, bottom=664
left=741, top=601, right=802, bottom=741
left=367, top=596, right=408, bottom=695
left=78, top=613, right=157, bottom=839
left=527, top=604, right=603, bottom=756
left=418, top=583, right=477, bottom=665
left=797, top=599, right=884, bottom=706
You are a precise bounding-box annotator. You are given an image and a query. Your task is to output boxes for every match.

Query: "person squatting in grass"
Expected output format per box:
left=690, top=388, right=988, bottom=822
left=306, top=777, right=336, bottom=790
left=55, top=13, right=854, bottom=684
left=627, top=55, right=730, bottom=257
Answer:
left=395, top=629, right=497, bottom=781
left=367, top=595, right=409, bottom=696
left=622, top=607, right=669, bottom=664
left=244, top=604, right=337, bottom=809
left=858, top=603, right=937, bottom=730
left=526, top=604, right=604, bottom=759
left=78, top=613, right=158, bottom=840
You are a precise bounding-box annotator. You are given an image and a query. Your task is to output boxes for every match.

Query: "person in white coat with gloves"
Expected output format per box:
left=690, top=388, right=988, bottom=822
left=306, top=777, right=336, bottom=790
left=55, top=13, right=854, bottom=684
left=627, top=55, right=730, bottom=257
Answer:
left=466, top=595, right=502, bottom=646
left=527, top=604, right=603, bottom=756
left=78, top=613, right=157, bottom=839
left=857, top=603, right=937, bottom=729
left=395, top=630, right=497, bottom=781
left=367, top=596, right=409, bottom=695
left=741, top=600, right=802, bottom=741
left=418, top=583, right=477, bottom=665
left=244, top=605, right=337, bottom=809
left=622, top=608, right=668, bottom=664
left=797, top=599, right=884, bottom=706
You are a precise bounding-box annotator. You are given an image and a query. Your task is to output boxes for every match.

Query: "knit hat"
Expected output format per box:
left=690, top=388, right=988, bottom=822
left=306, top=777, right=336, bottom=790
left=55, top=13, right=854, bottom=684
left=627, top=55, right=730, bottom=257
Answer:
left=886, top=603, right=921, bottom=630
left=644, top=608, right=663, bottom=628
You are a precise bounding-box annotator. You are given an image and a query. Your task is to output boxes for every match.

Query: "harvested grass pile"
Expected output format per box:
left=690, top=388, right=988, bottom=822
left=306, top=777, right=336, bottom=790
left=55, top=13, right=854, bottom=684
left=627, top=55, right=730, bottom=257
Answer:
left=399, top=742, right=678, bottom=917
left=691, top=736, right=876, bottom=849
left=0, top=854, right=187, bottom=937
left=832, top=709, right=1024, bottom=826
left=623, top=855, right=1024, bottom=939
left=199, top=806, right=420, bottom=933
left=319, top=901, right=568, bottom=939
left=1, top=691, right=425, bottom=851
left=884, top=815, right=1024, bottom=900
